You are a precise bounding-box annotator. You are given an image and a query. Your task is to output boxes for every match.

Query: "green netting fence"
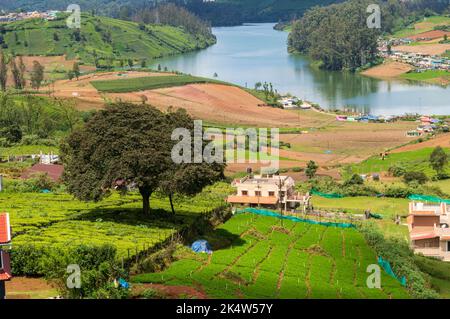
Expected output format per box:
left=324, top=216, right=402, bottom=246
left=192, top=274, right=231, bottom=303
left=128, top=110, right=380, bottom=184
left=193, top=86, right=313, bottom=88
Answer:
left=369, top=213, right=383, bottom=220
left=311, top=189, right=344, bottom=199
left=235, top=207, right=355, bottom=229
left=378, top=256, right=407, bottom=287
left=408, top=194, right=450, bottom=204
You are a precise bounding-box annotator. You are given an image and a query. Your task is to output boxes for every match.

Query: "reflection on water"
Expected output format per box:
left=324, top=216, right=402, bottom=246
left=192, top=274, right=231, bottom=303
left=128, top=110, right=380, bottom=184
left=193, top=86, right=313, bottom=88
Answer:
left=150, top=23, right=450, bottom=115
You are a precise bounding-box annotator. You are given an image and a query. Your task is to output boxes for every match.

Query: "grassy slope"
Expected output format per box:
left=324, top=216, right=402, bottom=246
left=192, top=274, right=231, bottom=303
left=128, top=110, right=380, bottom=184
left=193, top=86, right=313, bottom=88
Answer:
left=348, top=147, right=450, bottom=177
left=312, top=196, right=410, bottom=240
left=401, top=70, right=450, bottom=86
left=1, top=13, right=215, bottom=65
left=132, top=212, right=409, bottom=299
left=393, top=15, right=450, bottom=38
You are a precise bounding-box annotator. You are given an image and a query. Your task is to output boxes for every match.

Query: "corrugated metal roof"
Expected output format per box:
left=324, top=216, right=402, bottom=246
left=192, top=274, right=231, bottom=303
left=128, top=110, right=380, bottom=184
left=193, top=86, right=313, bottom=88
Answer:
left=20, top=164, right=64, bottom=182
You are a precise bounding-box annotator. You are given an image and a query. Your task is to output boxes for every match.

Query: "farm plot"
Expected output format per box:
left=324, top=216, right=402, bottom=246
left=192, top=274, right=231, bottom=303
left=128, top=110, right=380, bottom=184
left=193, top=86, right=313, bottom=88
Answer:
left=132, top=213, right=410, bottom=299
left=3, top=182, right=232, bottom=260
left=91, top=75, right=224, bottom=93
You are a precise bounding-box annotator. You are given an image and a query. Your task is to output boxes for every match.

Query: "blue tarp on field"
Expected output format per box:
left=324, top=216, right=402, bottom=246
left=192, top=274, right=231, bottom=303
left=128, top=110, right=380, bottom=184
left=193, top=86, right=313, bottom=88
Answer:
left=236, top=207, right=356, bottom=229
left=191, top=240, right=213, bottom=254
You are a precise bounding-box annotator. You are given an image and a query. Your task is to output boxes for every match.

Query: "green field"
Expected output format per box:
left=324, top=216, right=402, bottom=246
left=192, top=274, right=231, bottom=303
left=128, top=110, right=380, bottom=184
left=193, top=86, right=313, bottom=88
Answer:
left=91, top=75, right=225, bottom=93
left=348, top=147, right=449, bottom=177
left=4, top=182, right=233, bottom=259
left=0, top=13, right=215, bottom=65
left=393, top=15, right=450, bottom=38
left=132, top=213, right=409, bottom=299
left=401, top=70, right=450, bottom=85
left=312, top=196, right=410, bottom=240
left=0, top=145, right=59, bottom=157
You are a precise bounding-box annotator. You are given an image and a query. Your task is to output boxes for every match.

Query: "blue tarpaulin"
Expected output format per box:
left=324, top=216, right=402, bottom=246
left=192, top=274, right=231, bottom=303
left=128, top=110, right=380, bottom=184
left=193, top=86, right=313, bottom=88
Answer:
left=118, top=278, right=130, bottom=289
left=191, top=240, right=213, bottom=254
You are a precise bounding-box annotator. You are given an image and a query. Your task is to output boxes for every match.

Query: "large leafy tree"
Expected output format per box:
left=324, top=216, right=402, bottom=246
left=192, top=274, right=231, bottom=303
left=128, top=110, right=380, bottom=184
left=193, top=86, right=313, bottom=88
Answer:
left=61, top=103, right=225, bottom=215
left=61, top=102, right=172, bottom=215
left=160, top=109, right=224, bottom=214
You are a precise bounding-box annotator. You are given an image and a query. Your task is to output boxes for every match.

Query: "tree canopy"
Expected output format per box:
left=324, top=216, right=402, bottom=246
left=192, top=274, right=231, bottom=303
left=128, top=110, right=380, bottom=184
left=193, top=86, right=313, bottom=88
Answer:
left=61, top=102, right=224, bottom=215
left=430, top=146, right=448, bottom=177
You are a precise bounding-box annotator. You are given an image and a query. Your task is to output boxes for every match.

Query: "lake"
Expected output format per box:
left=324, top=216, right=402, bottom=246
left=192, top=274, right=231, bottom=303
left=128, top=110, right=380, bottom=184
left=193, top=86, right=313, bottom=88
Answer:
left=151, top=23, right=450, bottom=115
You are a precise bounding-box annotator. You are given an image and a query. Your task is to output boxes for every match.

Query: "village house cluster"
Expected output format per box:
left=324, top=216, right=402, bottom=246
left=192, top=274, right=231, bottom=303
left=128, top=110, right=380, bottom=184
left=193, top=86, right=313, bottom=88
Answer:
left=0, top=10, right=59, bottom=23
left=277, top=96, right=311, bottom=109
left=378, top=30, right=450, bottom=72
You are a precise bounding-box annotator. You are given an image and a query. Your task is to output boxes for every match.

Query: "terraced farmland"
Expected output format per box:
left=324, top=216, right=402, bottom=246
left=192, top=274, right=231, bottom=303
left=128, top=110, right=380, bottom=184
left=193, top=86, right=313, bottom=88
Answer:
left=132, top=213, right=410, bottom=298
left=0, top=14, right=215, bottom=65
left=3, top=182, right=232, bottom=260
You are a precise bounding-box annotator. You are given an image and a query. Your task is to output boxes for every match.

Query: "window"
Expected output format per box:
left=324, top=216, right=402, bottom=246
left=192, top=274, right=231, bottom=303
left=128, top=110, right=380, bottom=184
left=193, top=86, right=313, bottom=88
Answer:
left=0, top=251, right=3, bottom=269
left=255, top=191, right=261, bottom=196
left=241, top=190, right=248, bottom=196
left=448, top=241, right=450, bottom=252
left=268, top=191, right=275, bottom=197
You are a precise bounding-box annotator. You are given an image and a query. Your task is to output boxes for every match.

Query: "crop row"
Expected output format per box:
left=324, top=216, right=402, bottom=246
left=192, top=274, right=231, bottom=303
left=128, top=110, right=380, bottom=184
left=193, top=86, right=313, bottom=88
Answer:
left=132, top=213, right=410, bottom=298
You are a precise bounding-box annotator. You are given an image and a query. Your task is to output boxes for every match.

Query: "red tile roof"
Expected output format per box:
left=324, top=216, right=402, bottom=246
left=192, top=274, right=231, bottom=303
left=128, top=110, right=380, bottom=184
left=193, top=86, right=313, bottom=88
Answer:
left=20, top=164, right=64, bottom=182
left=0, top=213, right=11, bottom=245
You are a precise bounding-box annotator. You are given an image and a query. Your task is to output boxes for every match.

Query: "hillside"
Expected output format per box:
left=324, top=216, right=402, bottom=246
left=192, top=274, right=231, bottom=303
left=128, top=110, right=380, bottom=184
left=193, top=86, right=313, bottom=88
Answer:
left=0, top=13, right=216, bottom=66
left=132, top=212, right=409, bottom=298
left=1, top=0, right=344, bottom=26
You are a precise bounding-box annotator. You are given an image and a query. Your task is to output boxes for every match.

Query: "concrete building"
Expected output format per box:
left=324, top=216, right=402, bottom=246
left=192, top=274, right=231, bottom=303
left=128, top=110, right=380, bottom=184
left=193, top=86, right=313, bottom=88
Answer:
left=407, top=202, right=450, bottom=261
left=227, top=170, right=310, bottom=212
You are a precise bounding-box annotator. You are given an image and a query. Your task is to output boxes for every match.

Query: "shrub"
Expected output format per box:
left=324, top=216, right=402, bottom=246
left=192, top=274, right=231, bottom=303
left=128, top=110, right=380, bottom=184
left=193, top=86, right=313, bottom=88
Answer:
left=21, top=134, right=58, bottom=146
left=344, top=174, right=364, bottom=186
left=384, top=186, right=412, bottom=198
left=305, top=160, right=318, bottom=179
left=388, top=165, right=406, bottom=177
left=403, top=171, right=428, bottom=185
left=31, top=173, right=56, bottom=191
left=12, top=244, right=129, bottom=299
left=291, top=166, right=303, bottom=172
left=1, top=125, right=22, bottom=144
left=10, top=245, right=46, bottom=276
left=359, top=223, right=439, bottom=299
left=141, top=288, right=164, bottom=299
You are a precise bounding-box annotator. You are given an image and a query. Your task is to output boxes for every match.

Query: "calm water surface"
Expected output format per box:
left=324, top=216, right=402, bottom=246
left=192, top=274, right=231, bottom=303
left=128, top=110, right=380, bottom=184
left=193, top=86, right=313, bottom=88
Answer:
left=151, top=23, right=450, bottom=115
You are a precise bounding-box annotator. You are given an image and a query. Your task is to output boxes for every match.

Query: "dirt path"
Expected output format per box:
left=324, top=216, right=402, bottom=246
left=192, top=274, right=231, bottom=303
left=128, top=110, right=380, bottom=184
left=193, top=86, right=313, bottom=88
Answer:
left=391, top=133, right=450, bottom=153
left=393, top=43, right=450, bottom=56
left=5, top=277, right=57, bottom=299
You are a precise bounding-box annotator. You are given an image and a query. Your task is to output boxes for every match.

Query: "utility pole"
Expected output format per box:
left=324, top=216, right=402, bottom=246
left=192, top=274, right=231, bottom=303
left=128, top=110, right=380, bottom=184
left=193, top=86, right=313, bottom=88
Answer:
left=256, top=180, right=261, bottom=208
left=278, top=176, right=286, bottom=227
